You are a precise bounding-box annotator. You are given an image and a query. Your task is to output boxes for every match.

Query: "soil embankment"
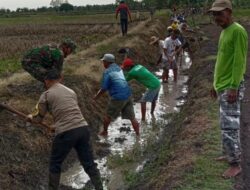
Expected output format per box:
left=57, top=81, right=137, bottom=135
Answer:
left=0, top=17, right=168, bottom=189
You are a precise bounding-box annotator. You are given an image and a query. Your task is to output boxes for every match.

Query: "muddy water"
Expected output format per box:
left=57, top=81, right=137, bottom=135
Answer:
left=61, top=53, right=192, bottom=190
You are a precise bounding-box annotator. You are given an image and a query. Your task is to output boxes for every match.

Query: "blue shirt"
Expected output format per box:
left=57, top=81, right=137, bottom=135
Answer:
left=101, top=63, right=131, bottom=100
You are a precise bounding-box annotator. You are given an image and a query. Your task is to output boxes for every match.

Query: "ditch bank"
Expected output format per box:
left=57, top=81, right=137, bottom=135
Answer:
left=0, top=17, right=169, bottom=190
left=0, top=14, right=219, bottom=190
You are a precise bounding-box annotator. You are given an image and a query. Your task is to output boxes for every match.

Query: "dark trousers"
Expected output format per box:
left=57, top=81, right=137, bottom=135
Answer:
left=49, top=127, right=103, bottom=189
left=120, top=19, right=128, bottom=36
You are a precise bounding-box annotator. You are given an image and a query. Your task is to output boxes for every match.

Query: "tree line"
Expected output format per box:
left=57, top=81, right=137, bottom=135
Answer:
left=0, top=0, right=249, bottom=16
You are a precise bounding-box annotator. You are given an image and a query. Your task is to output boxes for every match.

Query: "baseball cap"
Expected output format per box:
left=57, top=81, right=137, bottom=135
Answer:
left=208, top=0, right=232, bottom=12
left=121, top=58, right=134, bottom=69
left=100, top=54, right=115, bottom=63
left=149, top=36, right=159, bottom=45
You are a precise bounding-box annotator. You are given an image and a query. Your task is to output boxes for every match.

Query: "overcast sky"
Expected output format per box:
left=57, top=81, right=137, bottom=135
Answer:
left=0, top=0, right=115, bottom=10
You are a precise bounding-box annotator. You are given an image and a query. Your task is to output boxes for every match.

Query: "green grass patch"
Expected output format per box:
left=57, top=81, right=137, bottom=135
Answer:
left=234, top=9, right=250, bottom=18
left=0, top=58, right=21, bottom=75
left=175, top=101, right=234, bottom=190
left=0, top=13, right=117, bottom=25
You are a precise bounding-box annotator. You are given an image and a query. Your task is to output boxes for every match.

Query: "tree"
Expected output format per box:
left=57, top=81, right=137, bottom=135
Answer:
left=50, top=0, right=69, bottom=7
left=59, top=3, right=74, bottom=12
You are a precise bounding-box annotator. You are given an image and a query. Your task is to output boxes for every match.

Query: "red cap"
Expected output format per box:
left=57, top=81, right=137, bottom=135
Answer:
left=121, top=58, right=134, bottom=69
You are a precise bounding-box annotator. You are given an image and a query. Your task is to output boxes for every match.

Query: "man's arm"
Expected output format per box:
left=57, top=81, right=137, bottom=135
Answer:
left=115, top=5, right=121, bottom=19
left=228, top=29, right=248, bottom=103
left=94, top=73, right=109, bottom=100
left=29, top=94, right=48, bottom=123
left=157, top=54, right=162, bottom=65
left=93, top=89, right=106, bottom=100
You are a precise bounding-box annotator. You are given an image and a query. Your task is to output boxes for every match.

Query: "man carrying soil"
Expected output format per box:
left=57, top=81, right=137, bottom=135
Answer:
left=116, top=0, right=132, bottom=36
left=27, top=71, right=103, bottom=190
left=121, top=58, right=161, bottom=121
left=21, top=39, right=76, bottom=82
left=209, top=0, right=248, bottom=178
left=94, top=54, right=139, bottom=136
left=163, top=29, right=182, bottom=82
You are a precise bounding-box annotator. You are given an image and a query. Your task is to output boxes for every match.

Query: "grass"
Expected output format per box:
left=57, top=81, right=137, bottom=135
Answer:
left=0, top=13, right=116, bottom=25
left=175, top=101, right=234, bottom=190
left=234, top=8, right=250, bottom=18
left=0, top=58, right=21, bottom=75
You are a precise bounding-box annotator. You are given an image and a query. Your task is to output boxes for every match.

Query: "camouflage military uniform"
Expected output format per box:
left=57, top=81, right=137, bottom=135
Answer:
left=22, top=44, right=63, bottom=82
left=218, top=82, right=245, bottom=165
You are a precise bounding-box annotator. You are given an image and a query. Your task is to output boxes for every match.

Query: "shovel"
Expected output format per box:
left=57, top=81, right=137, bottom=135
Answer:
left=0, top=102, right=54, bottom=133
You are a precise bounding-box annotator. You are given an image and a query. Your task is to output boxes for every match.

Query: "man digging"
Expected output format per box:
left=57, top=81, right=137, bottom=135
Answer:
left=94, top=54, right=140, bottom=137
left=21, top=38, right=76, bottom=82
left=121, top=58, right=161, bottom=121
left=27, top=71, right=103, bottom=190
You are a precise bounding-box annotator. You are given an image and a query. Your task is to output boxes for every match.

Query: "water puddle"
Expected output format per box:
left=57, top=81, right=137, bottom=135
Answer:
left=61, top=52, right=192, bottom=190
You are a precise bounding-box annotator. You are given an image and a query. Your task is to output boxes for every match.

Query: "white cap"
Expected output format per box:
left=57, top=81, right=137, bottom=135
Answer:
left=100, top=54, right=115, bottom=63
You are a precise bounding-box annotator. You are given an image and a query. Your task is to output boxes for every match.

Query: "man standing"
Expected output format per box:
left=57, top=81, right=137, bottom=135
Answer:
left=22, top=39, right=76, bottom=82
left=94, top=54, right=139, bottom=136
left=116, top=0, right=132, bottom=36
left=209, top=0, right=248, bottom=178
left=163, top=29, right=182, bottom=82
left=27, top=71, right=103, bottom=190
left=121, top=58, right=161, bottom=121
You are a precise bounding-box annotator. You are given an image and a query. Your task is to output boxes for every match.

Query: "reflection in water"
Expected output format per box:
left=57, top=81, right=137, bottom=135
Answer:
left=61, top=53, right=192, bottom=190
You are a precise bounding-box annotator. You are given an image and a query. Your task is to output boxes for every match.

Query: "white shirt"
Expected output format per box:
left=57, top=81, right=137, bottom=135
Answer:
left=163, top=36, right=182, bottom=61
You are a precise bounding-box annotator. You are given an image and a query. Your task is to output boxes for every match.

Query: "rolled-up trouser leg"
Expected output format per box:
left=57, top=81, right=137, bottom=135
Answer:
left=221, top=129, right=241, bottom=165
left=219, top=83, right=244, bottom=165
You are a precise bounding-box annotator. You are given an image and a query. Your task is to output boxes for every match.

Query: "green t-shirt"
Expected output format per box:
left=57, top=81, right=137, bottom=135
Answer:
left=214, top=22, right=248, bottom=92
left=125, top=64, right=160, bottom=90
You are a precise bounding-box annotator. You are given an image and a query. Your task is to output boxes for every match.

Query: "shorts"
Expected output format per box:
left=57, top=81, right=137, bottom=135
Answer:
left=140, top=87, right=160, bottom=102
left=107, top=97, right=135, bottom=121
left=162, top=59, right=178, bottom=70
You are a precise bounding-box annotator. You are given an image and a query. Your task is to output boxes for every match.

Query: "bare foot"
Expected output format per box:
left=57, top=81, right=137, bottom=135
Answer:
left=99, top=131, right=108, bottom=137
left=215, top=156, right=228, bottom=162
left=222, top=165, right=241, bottom=179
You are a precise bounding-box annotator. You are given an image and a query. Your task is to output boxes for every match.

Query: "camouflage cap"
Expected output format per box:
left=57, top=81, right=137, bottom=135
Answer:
left=60, top=38, right=77, bottom=52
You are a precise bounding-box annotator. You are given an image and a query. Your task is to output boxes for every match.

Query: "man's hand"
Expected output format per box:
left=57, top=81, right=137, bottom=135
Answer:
left=227, top=89, right=238, bottom=103
left=210, top=88, right=217, bottom=99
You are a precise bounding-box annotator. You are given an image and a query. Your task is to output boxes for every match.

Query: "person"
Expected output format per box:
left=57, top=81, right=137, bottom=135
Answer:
left=27, top=71, right=103, bottom=190
left=171, top=20, right=179, bottom=31
left=115, top=0, right=132, bottom=36
left=93, top=54, right=139, bottom=136
left=178, top=22, right=196, bottom=62
left=21, top=39, right=76, bottom=82
left=209, top=0, right=248, bottom=178
left=163, top=29, right=182, bottom=82
left=149, top=36, right=167, bottom=82
left=121, top=58, right=161, bottom=121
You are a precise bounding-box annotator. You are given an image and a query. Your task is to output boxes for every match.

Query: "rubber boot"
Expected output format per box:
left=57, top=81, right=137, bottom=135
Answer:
left=89, top=173, right=103, bottom=190
left=86, top=166, right=103, bottom=190
left=48, top=172, right=61, bottom=190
